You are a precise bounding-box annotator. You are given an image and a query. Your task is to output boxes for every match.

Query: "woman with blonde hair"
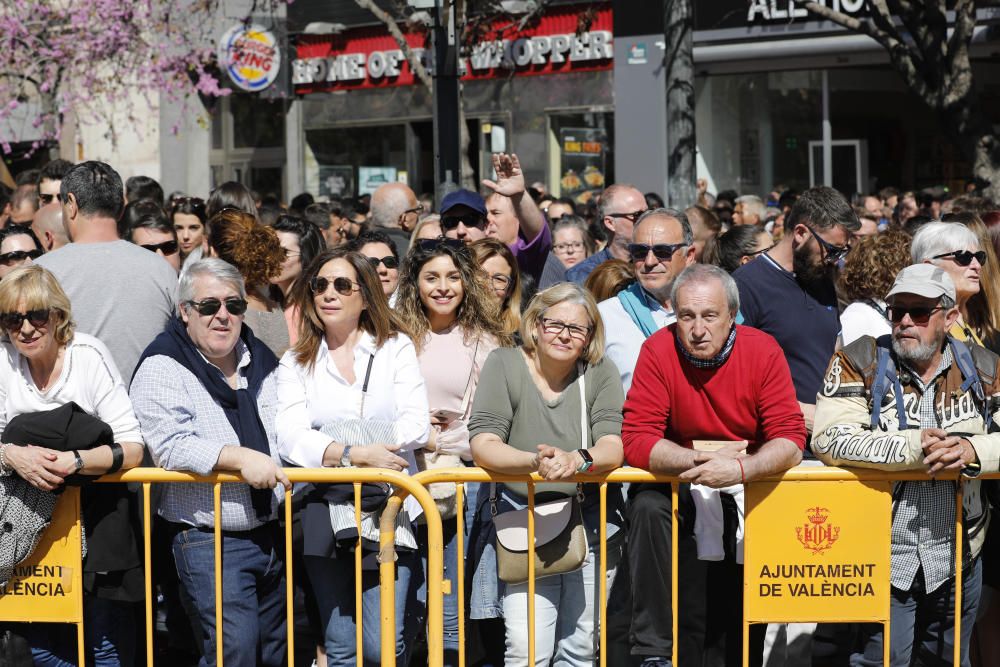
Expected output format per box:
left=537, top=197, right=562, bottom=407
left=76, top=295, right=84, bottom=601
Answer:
left=942, top=211, right=1000, bottom=347
left=470, top=238, right=522, bottom=338
left=469, top=282, right=626, bottom=666
left=206, top=207, right=289, bottom=355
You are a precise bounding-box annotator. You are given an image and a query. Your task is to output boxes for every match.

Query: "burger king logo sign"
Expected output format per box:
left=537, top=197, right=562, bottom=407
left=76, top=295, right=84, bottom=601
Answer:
left=218, top=24, right=281, bottom=92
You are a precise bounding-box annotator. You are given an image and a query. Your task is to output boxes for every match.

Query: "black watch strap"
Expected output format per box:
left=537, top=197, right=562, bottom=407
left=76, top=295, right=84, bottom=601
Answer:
left=107, top=442, right=125, bottom=474
left=71, top=449, right=84, bottom=471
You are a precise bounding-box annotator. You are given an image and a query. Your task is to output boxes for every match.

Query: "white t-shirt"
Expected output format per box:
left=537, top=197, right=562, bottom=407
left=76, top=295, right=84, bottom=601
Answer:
left=840, top=300, right=891, bottom=347
left=0, top=333, right=143, bottom=443
left=598, top=293, right=676, bottom=393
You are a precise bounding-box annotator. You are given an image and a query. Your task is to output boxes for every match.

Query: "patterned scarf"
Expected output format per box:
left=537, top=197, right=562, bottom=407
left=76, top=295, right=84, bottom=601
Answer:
left=676, top=324, right=738, bottom=369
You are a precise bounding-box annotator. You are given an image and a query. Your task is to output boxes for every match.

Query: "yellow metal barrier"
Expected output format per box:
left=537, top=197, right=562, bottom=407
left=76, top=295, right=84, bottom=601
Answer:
left=411, top=466, right=995, bottom=667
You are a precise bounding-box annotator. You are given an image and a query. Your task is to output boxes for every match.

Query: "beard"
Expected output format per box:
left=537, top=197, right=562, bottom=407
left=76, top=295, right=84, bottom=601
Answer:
left=792, top=242, right=837, bottom=291
left=892, top=331, right=945, bottom=365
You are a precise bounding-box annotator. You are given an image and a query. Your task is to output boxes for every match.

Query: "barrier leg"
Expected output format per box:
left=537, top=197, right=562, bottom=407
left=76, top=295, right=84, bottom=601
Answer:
left=456, top=482, right=466, bottom=667
left=599, top=482, right=608, bottom=667
left=527, top=482, right=536, bottom=667
left=379, top=495, right=402, bottom=667
left=143, top=482, right=153, bottom=666
left=672, top=482, right=679, bottom=667
left=285, top=488, right=295, bottom=667
left=954, top=485, right=964, bottom=667
left=354, top=482, right=363, bottom=667
left=213, top=483, right=223, bottom=667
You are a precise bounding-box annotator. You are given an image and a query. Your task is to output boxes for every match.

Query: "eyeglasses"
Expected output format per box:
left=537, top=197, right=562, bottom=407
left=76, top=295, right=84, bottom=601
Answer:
left=38, top=193, right=57, bottom=206
left=140, top=240, right=179, bottom=256
left=404, top=204, right=425, bottom=216
left=627, top=243, right=686, bottom=262
left=553, top=242, right=585, bottom=253
left=746, top=244, right=775, bottom=257
left=185, top=297, right=249, bottom=317
left=310, top=275, right=359, bottom=296
left=806, top=226, right=851, bottom=264
left=367, top=255, right=399, bottom=270
left=441, top=214, right=487, bottom=231
left=490, top=273, right=512, bottom=291
left=607, top=210, right=646, bottom=223
left=0, top=308, right=50, bottom=332
left=539, top=317, right=592, bottom=341
left=932, top=250, right=987, bottom=267
left=888, top=305, right=945, bottom=325
left=0, top=249, right=43, bottom=265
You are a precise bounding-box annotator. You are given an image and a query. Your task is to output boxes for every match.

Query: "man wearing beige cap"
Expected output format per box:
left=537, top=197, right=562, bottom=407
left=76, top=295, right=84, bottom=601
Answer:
left=813, top=262, right=1000, bottom=667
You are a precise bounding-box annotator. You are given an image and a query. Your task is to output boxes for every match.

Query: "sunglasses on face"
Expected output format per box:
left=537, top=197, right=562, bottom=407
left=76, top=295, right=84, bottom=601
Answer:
left=627, top=243, right=686, bottom=262
left=539, top=317, right=592, bottom=341
left=185, top=297, right=248, bottom=317
left=38, top=193, right=57, bottom=206
left=310, top=276, right=359, bottom=297
left=888, top=305, right=944, bottom=325
left=932, top=250, right=987, bottom=267
left=607, top=210, right=646, bottom=223
left=441, top=214, right=486, bottom=231
left=367, top=255, right=399, bottom=270
left=0, top=249, right=43, bottom=265
left=0, top=308, right=51, bottom=332
left=140, top=240, right=179, bottom=256
left=806, top=226, right=851, bottom=264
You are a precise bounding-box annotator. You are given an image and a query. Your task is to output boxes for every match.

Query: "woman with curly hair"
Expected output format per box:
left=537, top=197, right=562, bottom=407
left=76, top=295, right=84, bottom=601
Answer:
left=470, top=238, right=522, bottom=339
left=394, top=239, right=511, bottom=665
left=206, top=208, right=289, bottom=355
left=838, top=229, right=912, bottom=346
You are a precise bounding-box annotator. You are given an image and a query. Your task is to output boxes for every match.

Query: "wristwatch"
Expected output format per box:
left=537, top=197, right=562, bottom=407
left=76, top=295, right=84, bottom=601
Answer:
left=340, top=445, right=353, bottom=468
left=71, top=450, right=84, bottom=472
left=576, top=449, right=594, bottom=473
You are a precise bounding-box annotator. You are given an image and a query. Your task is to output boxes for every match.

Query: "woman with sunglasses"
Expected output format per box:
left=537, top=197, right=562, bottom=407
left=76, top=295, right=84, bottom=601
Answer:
left=0, top=265, right=145, bottom=665
left=348, top=229, right=401, bottom=304
left=122, top=200, right=181, bottom=273
left=470, top=238, right=522, bottom=340
left=0, top=225, right=44, bottom=279
left=170, top=196, right=208, bottom=261
left=206, top=208, right=289, bottom=356
left=468, top=282, right=625, bottom=666
left=275, top=247, right=429, bottom=666
left=269, top=214, right=327, bottom=346
left=942, top=211, right=1000, bottom=351
left=394, top=240, right=511, bottom=665
left=912, top=221, right=990, bottom=346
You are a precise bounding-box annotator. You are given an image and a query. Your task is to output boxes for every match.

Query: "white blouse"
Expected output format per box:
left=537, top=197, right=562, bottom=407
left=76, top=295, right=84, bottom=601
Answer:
left=0, top=333, right=143, bottom=443
left=275, top=332, right=430, bottom=474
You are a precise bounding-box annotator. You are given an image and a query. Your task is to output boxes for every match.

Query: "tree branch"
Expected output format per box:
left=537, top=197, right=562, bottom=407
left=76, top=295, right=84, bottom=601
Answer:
left=353, top=0, right=432, bottom=88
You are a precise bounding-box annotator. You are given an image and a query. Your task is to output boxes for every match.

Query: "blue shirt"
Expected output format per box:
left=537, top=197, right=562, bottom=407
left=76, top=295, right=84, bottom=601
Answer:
left=733, top=254, right=840, bottom=404
left=566, top=247, right=614, bottom=284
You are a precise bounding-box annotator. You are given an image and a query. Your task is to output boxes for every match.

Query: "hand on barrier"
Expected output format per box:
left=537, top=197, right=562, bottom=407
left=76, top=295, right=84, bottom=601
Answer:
left=922, top=432, right=976, bottom=476
left=692, top=441, right=747, bottom=464
left=4, top=444, right=70, bottom=491
left=680, top=457, right=743, bottom=489
left=239, top=450, right=292, bottom=490
left=535, top=444, right=582, bottom=480
left=352, top=443, right=408, bottom=471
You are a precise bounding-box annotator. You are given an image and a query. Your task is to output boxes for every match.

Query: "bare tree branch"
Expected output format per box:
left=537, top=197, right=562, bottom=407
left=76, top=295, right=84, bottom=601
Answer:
left=944, top=0, right=976, bottom=105
left=353, top=0, right=433, bottom=88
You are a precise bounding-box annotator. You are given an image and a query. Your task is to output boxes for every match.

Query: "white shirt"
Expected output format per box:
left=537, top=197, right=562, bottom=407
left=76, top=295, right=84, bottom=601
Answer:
left=0, top=333, right=142, bottom=444
left=275, top=332, right=430, bottom=473
left=598, top=293, right=676, bottom=393
left=840, top=300, right=891, bottom=347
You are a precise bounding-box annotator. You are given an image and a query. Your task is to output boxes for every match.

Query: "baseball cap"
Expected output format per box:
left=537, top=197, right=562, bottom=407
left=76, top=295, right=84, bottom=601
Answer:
left=885, top=263, right=956, bottom=303
left=440, top=189, right=486, bottom=217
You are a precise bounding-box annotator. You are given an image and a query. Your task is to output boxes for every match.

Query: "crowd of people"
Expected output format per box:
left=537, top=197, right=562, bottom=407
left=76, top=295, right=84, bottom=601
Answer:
left=0, top=153, right=998, bottom=667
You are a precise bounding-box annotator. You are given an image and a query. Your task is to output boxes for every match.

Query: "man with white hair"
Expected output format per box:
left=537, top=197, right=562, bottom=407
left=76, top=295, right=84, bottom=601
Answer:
left=370, top=182, right=421, bottom=255
left=732, top=195, right=765, bottom=226
left=813, top=263, right=1000, bottom=667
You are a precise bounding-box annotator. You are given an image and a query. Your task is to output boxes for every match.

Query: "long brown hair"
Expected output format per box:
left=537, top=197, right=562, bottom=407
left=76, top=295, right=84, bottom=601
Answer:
left=290, top=247, right=403, bottom=370
left=394, top=242, right=512, bottom=353
left=470, top=238, right=522, bottom=336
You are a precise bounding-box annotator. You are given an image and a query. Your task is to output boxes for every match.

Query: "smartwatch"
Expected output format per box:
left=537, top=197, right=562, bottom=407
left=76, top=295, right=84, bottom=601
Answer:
left=576, top=449, right=594, bottom=473
left=340, top=445, right=353, bottom=468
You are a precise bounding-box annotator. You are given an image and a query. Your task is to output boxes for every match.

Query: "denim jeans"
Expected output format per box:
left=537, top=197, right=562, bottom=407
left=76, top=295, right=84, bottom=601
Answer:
left=502, top=539, right=621, bottom=667
left=20, top=596, right=135, bottom=666
left=171, top=523, right=287, bottom=667
left=851, top=558, right=983, bottom=667
left=304, top=550, right=424, bottom=667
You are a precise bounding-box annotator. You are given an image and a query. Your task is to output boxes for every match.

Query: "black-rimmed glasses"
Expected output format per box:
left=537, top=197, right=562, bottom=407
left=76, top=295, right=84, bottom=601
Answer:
left=0, top=308, right=50, bottom=332
left=887, top=305, right=944, bottom=325
left=932, top=250, right=987, bottom=267
left=539, top=317, right=592, bottom=340
left=140, top=241, right=179, bottom=256
left=441, top=214, right=486, bottom=231
left=185, top=298, right=248, bottom=317
left=627, top=243, right=686, bottom=262
left=806, top=226, right=850, bottom=264
left=607, top=210, right=646, bottom=223
left=0, top=249, right=43, bottom=265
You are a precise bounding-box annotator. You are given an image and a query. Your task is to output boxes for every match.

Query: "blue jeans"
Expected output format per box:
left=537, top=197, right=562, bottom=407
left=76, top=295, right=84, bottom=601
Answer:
left=851, top=558, right=983, bottom=667
left=171, top=523, right=287, bottom=667
left=304, top=550, right=424, bottom=667
left=21, top=596, right=135, bottom=666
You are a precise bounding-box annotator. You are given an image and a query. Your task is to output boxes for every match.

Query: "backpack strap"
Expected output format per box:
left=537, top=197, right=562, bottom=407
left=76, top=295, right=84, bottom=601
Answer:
left=870, top=336, right=908, bottom=430
left=948, top=336, right=992, bottom=431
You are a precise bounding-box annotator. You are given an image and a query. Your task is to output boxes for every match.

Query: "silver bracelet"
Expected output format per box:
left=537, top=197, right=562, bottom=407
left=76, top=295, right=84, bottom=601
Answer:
left=0, top=444, right=12, bottom=476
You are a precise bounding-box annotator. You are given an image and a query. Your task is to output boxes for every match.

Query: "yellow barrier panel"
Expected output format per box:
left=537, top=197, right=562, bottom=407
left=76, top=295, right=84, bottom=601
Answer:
left=0, top=486, right=85, bottom=666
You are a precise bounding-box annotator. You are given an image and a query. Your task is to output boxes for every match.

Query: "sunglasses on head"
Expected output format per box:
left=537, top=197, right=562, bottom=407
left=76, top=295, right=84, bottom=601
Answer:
left=0, top=249, right=43, bottom=265
left=309, top=276, right=358, bottom=296
left=440, top=214, right=486, bottom=231
left=0, top=308, right=51, bottom=332
left=627, top=243, right=686, bottom=262
left=140, top=240, right=179, bottom=256
left=887, top=305, right=945, bottom=325
left=185, top=297, right=248, bottom=317
left=416, top=237, right=467, bottom=252
left=932, top=250, right=987, bottom=267
left=367, top=255, right=399, bottom=270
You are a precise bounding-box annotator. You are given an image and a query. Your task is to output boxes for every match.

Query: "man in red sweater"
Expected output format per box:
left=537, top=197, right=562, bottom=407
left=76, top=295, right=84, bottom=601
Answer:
left=621, top=263, right=806, bottom=667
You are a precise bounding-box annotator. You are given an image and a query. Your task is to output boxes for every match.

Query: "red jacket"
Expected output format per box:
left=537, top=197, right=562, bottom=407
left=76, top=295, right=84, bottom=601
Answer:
left=622, top=324, right=806, bottom=470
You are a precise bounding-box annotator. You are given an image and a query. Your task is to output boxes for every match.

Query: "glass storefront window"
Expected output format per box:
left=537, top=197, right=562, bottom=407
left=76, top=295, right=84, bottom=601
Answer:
left=231, top=94, right=285, bottom=149
left=305, top=125, right=407, bottom=199
left=549, top=112, right=614, bottom=206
